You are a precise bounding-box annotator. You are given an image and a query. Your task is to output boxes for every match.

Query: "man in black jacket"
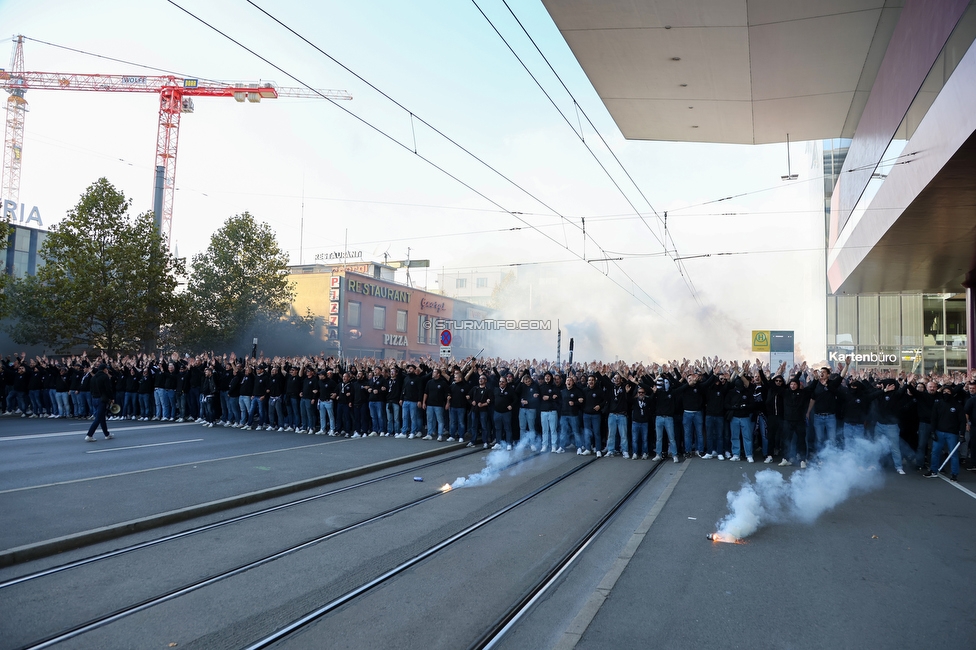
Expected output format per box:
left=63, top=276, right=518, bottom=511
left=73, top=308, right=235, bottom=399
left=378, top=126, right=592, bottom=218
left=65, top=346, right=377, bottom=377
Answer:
left=84, top=363, right=115, bottom=442
left=492, top=374, right=516, bottom=450
left=925, top=383, right=966, bottom=480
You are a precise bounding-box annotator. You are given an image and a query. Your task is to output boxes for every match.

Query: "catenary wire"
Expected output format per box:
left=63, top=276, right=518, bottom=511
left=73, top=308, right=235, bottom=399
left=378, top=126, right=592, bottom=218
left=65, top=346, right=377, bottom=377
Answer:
left=163, top=0, right=668, bottom=317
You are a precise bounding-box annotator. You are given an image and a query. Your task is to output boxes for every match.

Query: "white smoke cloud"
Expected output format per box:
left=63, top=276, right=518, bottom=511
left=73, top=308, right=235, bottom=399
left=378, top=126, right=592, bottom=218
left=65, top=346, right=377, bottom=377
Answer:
left=716, top=437, right=888, bottom=539
left=451, top=437, right=541, bottom=489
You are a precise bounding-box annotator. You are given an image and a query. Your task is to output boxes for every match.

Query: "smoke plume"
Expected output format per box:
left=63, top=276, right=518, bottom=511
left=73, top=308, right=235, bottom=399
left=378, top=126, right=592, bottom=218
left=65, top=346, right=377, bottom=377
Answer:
left=450, top=437, right=538, bottom=489
left=716, top=438, right=888, bottom=539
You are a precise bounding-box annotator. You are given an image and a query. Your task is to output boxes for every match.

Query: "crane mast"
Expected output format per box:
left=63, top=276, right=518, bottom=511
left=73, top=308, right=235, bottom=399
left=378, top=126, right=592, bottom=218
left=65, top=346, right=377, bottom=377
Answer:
left=1, top=36, right=351, bottom=244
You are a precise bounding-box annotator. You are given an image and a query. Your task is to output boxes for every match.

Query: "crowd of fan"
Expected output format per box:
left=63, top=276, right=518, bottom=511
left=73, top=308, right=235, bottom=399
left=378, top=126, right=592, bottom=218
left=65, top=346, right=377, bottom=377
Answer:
left=2, top=351, right=974, bottom=480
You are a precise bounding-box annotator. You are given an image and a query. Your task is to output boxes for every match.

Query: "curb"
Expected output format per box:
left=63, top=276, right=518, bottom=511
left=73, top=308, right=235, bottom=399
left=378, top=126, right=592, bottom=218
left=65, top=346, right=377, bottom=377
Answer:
left=0, top=443, right=464, bottom=567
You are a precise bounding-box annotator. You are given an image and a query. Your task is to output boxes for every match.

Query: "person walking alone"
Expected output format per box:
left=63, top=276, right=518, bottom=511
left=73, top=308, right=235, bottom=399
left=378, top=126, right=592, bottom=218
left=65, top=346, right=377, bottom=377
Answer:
left=84, top=363, right=115, bottom=442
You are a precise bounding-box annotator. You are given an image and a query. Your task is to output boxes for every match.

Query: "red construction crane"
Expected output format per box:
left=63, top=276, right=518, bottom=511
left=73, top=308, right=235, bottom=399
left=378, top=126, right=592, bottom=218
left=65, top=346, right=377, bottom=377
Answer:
left=1, top=35, right=351, bottom=244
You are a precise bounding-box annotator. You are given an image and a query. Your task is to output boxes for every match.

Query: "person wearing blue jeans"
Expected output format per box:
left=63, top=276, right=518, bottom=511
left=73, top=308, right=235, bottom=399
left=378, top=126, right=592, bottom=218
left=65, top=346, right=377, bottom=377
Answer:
left=559, top=375, right=584, bottom=452
left=808, top=361, right=847, bottom=454
left=492, top=375, right=516, bottom=449
left=724, top=373, right=757, bottom=461
left=517, top=373, right=541, bottom=449
left=925, top=384, right=966, bottom=480
left=401, top=401, right=420, bottom=437
left=682, top=409, right=704, bottom=458
left=654, top=415, right=678, bottom=461
left=630, top=386, right=652, bottom=458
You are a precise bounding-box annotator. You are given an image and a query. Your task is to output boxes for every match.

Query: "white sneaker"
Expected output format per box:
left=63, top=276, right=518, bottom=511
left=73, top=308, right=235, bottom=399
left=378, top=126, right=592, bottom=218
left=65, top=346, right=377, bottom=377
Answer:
left=651, top=455, right=662, bottom=461
left=595, top=450, right=603, bottom=458
left=422, top=435, right=433, bottom=441
left=484, top=443, right=489, bottom=449
left=764, top=456, right=773, bottom=464
left=747, top=456, right=754, bottom=463
left=555, top=447, right=565, bottom=453
left=673, top=456, right=680, bottom=463
left=368, top=432, right=379, bottom=437
left=641, top=454, right=648, bottom=460
left=576, top=448, right=582, bottom=455
left=446, top=437, right=456, bottom=442
left=716, top=454, right=725, bottom=461
left=778, top=459, right=791, bottom=466
left=540, top=446, right=549, bottom=453
left=800, top=460, right=807, bottom=469
left=506, top=444, right=512, bottom=451
left=730, top=455, right=741, bottom=462
left=622, top=452, right=630, bottom=459
left=896, top=468, right=906, bottom=475
left=436, top=436, right=444, bottom=442
left=580, top=449, right=591, bottom=456
left=84, top=435, right=95, bottom=442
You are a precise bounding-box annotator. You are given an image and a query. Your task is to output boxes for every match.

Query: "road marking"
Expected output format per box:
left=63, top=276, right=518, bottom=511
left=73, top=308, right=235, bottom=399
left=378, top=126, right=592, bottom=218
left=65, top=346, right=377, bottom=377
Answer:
left=941, top=475, right=976, bottom=499
left=85, top=439, right=205, bottom=454
left=0, top=440, right=346, bottom=494
left=0, top=422, right=197, bottom=442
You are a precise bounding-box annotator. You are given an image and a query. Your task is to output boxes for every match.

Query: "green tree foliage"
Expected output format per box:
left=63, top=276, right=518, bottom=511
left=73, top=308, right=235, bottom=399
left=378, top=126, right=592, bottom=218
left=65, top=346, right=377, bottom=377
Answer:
left=177, top=212, right=297, bottom=350
left=0, top=218, right=10, bottom=319
left=4, top=178, right=183, bottom=353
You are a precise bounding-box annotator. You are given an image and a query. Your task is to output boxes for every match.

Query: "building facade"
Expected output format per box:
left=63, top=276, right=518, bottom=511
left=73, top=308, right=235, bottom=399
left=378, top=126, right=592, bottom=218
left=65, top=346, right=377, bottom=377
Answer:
left=3, top=222, right=46, bottom=278
left=289, top=263, right=491, bottom=361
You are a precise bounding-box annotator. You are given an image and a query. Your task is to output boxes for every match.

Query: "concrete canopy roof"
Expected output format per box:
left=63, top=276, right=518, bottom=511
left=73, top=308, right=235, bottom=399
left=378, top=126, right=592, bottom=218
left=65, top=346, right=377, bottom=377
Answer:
left=542, top=0, right=903, bottom=144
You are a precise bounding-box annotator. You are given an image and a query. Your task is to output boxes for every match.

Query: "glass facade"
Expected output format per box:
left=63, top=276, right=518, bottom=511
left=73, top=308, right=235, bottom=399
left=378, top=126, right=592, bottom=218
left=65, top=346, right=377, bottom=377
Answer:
left=826, top=292, right=967, bottom=373
left=3, top=224, right=46, bottom=279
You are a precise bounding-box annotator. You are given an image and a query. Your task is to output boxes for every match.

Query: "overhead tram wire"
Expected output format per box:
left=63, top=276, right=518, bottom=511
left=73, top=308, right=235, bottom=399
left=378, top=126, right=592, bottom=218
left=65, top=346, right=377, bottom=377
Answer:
left=240, top=0, right=661, bottom=309
left=475, top=0, right=702, bottom=306
left=166, top=0, right=668, bottom=316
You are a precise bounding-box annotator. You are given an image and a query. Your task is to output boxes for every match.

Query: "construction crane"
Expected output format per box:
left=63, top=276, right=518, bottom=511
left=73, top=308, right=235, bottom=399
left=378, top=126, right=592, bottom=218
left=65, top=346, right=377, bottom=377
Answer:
left=1, top=35, right=351, bottom=244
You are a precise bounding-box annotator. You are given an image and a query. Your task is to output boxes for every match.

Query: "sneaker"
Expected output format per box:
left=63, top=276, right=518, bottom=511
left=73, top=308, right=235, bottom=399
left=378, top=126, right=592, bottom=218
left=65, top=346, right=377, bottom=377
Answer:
left=84, top=435, right=95, bottom=442
left=724, top=452, right=731, bottom=459
left=352, top=433, right=362, bottom=438
left=422, top=435, right=433, bottom=441
left=539, top=446, right=548, bottom=453
left=896, top=468, right=906, bottom=475
left=492, top=443, right=502, bottom=450
left=555, top=447, right=565, bottom=453
left=950, top=474, right=958, bottom=482
left=580, top=449, right=591, bottom=456
left=673, top=455, right=680, bottom=463
left=641, top=454, right=648, bottom=460
left=394, top=433, right=405, bottom=439
left=764, top=456, right=773, bottom=464
left=716, top=454, right=724, bottom=461
left=436, top=436, right=445, bottom=442
left=576, top=447, right=582, bottom=455
left=484, top=443, right=489, bottom=449
left=506, top=444, right=512, bottom=451
left=651, top=455, right=662, bottom=461
left=800, top=461, right=807, bottom=469
left=746, top=456, right=754, bottom=463
left=730, top=455, right=741, bottom=462
left=701, top=453, right=713, bottom=459
left=595, top=451, right=603, bottom=458
left=778, top=459, right=791, bottom=467
left=104, top=433, right=114, bottom=440
left=408, top=433, right=416, bottom=439
left=923, top=471, right=939, bottom=478
left=368, top=431, right=378, bottom=437
left=446, top=437, right=456, bottom=442
left=967, top=466, right=976, bottom=472
left=466, top=442, right=474, bottom=447
left=622, top=452, right=630, bottom=459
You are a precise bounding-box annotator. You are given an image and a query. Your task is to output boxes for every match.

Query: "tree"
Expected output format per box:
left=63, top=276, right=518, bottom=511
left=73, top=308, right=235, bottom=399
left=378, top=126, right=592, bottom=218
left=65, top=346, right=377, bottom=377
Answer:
left=4, top=178, right=183, bottom=353
left=0, top=218, right=10, bottom=320
left=177, top=212, right=296, bottom=350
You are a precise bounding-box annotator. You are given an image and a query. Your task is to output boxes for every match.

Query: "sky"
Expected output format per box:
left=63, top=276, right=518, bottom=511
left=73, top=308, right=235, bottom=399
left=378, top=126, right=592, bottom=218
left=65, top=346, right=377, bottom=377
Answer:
left=0, top=0, right=827, bottom=362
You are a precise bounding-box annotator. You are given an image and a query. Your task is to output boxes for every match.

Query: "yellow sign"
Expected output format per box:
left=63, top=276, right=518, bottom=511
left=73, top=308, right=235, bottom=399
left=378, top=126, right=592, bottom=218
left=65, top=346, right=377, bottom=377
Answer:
left=752, top=330, right=770, bottom=352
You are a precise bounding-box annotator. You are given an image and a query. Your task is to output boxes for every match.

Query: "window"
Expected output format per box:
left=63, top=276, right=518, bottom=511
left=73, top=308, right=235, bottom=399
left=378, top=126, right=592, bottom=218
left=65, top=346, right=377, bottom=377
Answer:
left=347, top=301, right=361, bottom=327
left=418, top=314, right=429, bottom=344
left=476, top=277, right=488, bottom=288
left=456, top=278, right=467, bottom=289
left=396, top=309, right=408, bottom=333
left=373, top=305, right=386, bottom=330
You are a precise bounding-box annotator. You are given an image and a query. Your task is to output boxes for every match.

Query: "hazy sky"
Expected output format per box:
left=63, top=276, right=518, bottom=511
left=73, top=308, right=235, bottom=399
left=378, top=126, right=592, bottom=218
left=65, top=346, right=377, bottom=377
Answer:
left=0, top=0, right=827, bottom=362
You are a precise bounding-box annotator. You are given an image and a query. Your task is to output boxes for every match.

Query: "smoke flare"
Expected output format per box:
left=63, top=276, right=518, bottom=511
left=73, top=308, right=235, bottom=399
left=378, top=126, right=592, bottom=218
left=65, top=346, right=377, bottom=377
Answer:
left=715, top=438, right=888, bottom=540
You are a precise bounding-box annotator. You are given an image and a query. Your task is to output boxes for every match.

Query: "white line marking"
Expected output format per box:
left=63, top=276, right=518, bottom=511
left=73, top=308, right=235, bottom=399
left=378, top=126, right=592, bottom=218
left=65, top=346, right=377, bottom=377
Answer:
left=85, top=439, right=205, bottom=453
left=0, top=440, right=346, bottom=494
left=940, top=475, right=976, bottom=499
left=0, top=422, right=197, bottom=441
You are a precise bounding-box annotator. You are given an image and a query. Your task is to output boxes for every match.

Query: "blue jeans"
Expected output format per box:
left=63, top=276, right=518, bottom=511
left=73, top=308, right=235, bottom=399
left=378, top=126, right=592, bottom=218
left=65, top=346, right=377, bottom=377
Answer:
left=386, top=402, right=401, bottom=434
left=401, top=402, right=421, bottom=435
left=369, top=401, right=386, bottom=433
left=705, top=415, right=724, bottom=456
left=472, top=411, right=491, bottom=443
left=655, top=415, right=677, bottom=456
left=682, top=410, right=704, bottom=454
left=812, top=413, right=838, bottom=453
left=247, top=397, right=266, bottom=427
left=426, top=405, right=446, bottom=437
left=583, top=413, right=601, bottom=451
left=561, top=414, right=581, bottom=449
left=844, top=422, right=866, bottom=442
left=238, top=395, right=252, bottom=425
left=268, top=396, right=285, bottom=428
left=55, top=391, right=71, bottom=417
left=607, top=413, right=629, bottom=454
left=631, top=421, right=649, bottom=456
left=875, top=422, right=903, bottom=471
left=225, top=395, right=240, bottom=424
left=915, top=422, right=932, bottom=468
left=540, top=411, right=558, bottom=449
left=86, top=399, right=110, bottom=437
left=730, top=416, right=753, bottom=458
left=318, top=400, right=335, bottom=432
left=138, top=393, right=151, bottom=418
left=931, top=430, right=960, bottom=475
left=123, top=392, right=137, bottom=418
left=28, top=389, right=43, bottom=415
left=163, top=389, right=176, bottom=420
left=300, top=398, right=315, bottom=431
left=449, top=407, right=466, bottom=438
left=519, top=408, right=538, bottom=446
left=494, top=410, right=514, bottom=445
